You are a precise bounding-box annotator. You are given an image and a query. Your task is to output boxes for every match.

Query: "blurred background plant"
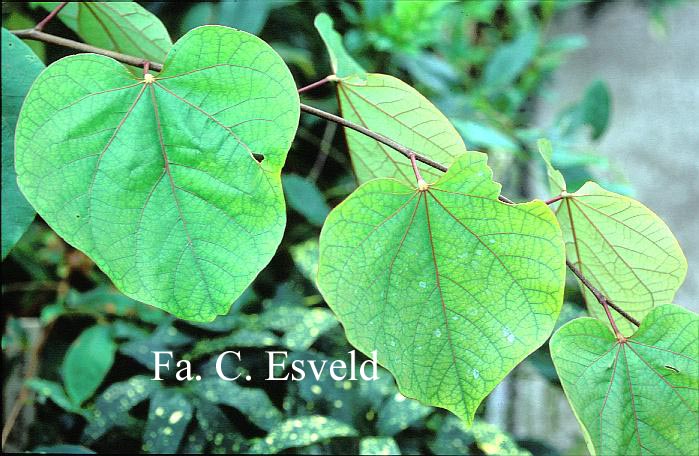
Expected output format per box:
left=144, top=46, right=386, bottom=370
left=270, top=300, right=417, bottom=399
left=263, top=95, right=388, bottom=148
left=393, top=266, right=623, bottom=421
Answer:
left=2, top=0, right=696, bottom=454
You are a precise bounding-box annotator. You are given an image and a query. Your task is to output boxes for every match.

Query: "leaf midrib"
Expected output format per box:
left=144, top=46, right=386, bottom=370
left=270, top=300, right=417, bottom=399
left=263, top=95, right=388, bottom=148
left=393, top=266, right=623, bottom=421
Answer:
left=147, top=83, right=214, bottom=307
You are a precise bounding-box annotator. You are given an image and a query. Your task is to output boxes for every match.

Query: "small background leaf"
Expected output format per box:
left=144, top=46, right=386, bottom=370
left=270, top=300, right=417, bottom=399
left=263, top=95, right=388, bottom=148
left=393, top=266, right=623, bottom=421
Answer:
left=314, top=12, right=366, bottom=78
left=283, top=174, right=331, bottom=227
left=61, top=325, right=116, bottom=405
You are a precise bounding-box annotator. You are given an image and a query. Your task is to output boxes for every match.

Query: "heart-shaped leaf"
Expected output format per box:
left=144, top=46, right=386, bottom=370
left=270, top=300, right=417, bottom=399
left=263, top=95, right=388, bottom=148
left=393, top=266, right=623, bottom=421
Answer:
left=33, top=1, right=171, bottom=63
left=314, top=14, right=467, bottom=186
left=15, top=26, right=300, bottom=321
left=336, top=74, right=468, bottom=185
left=556, top=182, right=687, bottom=334
left=317, top=152, right=566, bottom=423
left=2, top=28, right=43, bottom=258
left=550, top=304, right=698, bottom=455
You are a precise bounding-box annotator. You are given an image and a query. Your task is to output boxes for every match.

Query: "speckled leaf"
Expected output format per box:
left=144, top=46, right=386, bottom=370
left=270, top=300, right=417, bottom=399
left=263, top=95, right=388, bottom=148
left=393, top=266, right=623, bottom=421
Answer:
left=313, top=13, right=365, bottom=78
left=318, top=152, right=566, bottom=424
left=83, top=375, right=159, bottom=442
left=15, top=26, right=300, bottom=321
left=185, top=327, right=280, bottom=360
left=550, top=304, right=698, bottom=455
left=429, top=415, right=529, bottom=455
left=472, top=421, right=532, bottom=456
left=314, top=15, right=467, bottom=185
left=61, top=325, right=116, bottom=406
left=377, top=392, right=432, bottom=436
left=428, top=415, right=474, bottom=455
left=556, top=182, right=687, bottom=335
left=249, top=416, right=357, bottom=454
left=192, top=378, right=282, bottom=431
left=34, top=1, right=171, bottom=63
left=360, top=437, right=401, bottom=455
left=189, top=398, right=247, bottom=453
left=1, top=28, right=42, bottom=258
left=260, top=302, right=337, bottom=350
left=142, top=390, right=193, bottom=454
left=119, top=322, right=192, bottom=370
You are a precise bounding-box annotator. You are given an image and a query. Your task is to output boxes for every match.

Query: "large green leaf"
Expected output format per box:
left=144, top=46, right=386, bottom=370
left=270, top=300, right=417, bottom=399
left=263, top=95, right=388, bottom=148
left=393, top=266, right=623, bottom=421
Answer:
left=317, top=152, right=566, bottom=424
left=550, top=304, right=698, bottom=455
left=314, top=14, right=467, bottom=185
left=61, top=325, right=116, bottom=405
left=33, top=1, right=171, bottom=63
left=336, top=73, right=468, bottom=185
left=536, top=138, right=566, bottom=195
left=15, top=26, right=300, bottom=321
left=556, top=182, right=687, bottom=334
left=1, top=28, right=42, bottom=259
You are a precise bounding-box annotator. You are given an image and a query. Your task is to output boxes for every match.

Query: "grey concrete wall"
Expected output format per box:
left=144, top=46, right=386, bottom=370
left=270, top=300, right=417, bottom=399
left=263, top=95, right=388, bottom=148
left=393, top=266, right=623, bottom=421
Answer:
left=537, top=1, right=699, bottom=311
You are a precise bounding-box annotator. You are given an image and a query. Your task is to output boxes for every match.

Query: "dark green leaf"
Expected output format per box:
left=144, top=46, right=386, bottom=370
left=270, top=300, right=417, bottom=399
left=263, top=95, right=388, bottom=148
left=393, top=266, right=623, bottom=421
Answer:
left=61, top=325, right=116, bottom=405
left=142, top=390, right=193, bottom=453
left=192, top=378, right=283, bottom=431
left=283, top=174, right=331, bottom=226
left=1, top=28, right=42, bottom=258
left=83, top=375, right=159, bottom=442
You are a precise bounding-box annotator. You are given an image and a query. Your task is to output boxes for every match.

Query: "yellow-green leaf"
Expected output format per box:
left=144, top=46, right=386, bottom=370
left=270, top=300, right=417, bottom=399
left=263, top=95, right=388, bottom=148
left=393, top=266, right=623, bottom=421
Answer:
left=550, top=304, right=698, bottom=455
left=318, top=152, right=566, bottom=424
left=556, top=182, right=687, bottom=334
left=314, top=13, right=467, bottom=185
left=15, top=26, right=300, bottom=321
left=34, top=1, right=171, bottom=63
